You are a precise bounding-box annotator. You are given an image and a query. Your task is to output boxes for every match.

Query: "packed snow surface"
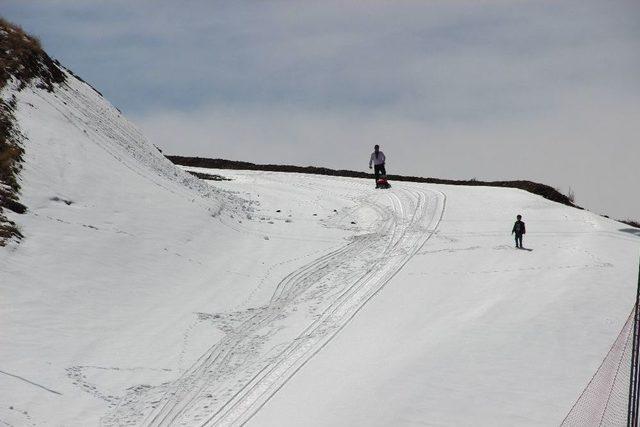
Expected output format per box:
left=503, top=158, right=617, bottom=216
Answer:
left=1, top=75, right=639, bottom=426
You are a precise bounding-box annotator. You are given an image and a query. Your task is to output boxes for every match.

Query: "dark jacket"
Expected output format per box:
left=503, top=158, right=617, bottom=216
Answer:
left=512, top=220, right=526, bottom=235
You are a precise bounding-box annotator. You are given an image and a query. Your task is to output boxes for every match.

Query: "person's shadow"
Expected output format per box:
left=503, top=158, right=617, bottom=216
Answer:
left=619, top=228, right=640, bottom=237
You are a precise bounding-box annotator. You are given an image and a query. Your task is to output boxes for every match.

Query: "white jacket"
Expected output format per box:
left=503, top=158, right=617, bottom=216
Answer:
left=369, top=151, right=386, bottom=167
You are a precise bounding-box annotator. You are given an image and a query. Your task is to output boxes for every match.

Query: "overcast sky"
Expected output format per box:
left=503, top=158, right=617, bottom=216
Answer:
left=3, top=1, right=640, bottom=220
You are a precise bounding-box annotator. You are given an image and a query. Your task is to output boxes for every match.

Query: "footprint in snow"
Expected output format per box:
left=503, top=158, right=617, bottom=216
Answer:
left=50, top=196, right=73, bottom=205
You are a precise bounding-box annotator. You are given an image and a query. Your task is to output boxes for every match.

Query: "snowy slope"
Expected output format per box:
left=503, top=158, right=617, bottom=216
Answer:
left=1, top=74, right=639, bottom=426
left=245, top=177, right=639, bottom=426
left=0, top=74, right=255, bottom=425
left=184, top=170, right=639, bottom=427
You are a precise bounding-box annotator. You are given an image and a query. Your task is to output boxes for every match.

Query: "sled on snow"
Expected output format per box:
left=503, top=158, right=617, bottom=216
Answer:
left=376, top=176, right=391, bottom=189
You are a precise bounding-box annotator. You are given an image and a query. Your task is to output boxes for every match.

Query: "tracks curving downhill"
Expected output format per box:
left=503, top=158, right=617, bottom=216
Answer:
left=103, top=184, right=445, bottom=427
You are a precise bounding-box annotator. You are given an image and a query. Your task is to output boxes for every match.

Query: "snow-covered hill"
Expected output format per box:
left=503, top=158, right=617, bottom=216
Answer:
left=1, top=54, right=639, bottom=426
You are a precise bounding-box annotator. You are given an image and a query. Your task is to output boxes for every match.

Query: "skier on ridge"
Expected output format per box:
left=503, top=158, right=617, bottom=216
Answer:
left=369, top=144, right=389, bottom=189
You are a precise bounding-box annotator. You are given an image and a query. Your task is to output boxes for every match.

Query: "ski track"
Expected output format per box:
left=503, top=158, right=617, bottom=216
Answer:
left=102, top=182, right=445, bottom=427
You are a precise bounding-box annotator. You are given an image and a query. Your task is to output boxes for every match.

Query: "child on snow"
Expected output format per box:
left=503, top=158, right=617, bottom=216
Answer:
left=512, top=214, right=526, bottom=249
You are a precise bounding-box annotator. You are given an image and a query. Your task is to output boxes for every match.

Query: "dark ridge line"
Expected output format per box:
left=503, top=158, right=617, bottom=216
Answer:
left=166, top=155, right=581, bottom=209
left=58, top=62, right=105, bottom=99
left=169, top=155, right=640, bottom=229
left=621, top=220, right=640, bottom=229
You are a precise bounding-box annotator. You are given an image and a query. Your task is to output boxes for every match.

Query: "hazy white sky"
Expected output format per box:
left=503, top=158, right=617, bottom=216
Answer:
left=3, top=0, right=640, bottom=220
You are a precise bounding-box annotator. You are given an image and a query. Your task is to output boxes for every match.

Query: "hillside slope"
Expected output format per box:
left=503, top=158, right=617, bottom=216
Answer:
left=177, top=168, right=638, bottom=427
left=1, top=25, right=639, bottom=426
left=1, top=83, right=638, bottom=424
left=244, top=174, right=638, bottom=426
left=0, top=54, right=260, bottom=424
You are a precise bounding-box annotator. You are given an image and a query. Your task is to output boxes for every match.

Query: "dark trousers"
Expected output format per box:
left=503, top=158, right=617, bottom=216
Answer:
left=374, top=164, right=386, bottom=181
left=515, top=233, right=523, bottom=248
